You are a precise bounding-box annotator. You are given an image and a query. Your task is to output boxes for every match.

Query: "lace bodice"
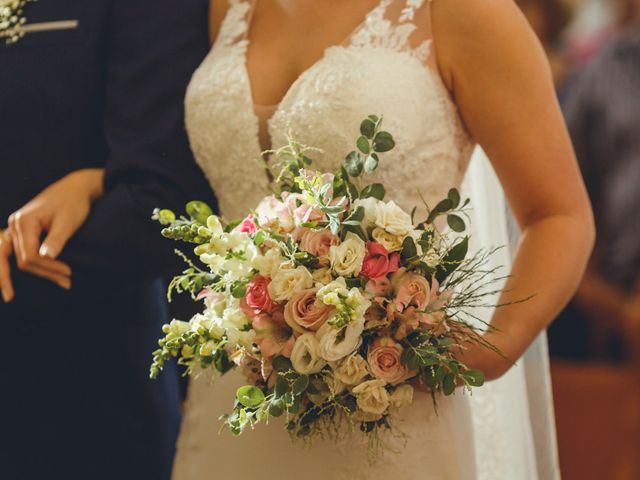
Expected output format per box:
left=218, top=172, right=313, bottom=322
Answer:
left=185, top=0, right=474, bottom=222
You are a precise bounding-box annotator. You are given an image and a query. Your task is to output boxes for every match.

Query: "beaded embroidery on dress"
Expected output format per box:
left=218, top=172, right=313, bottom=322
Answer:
left=175, top=0, right=554, bottom=478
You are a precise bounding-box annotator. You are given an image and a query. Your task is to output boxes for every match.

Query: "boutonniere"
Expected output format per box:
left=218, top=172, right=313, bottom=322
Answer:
left=0, top=0, right=35, bottom=44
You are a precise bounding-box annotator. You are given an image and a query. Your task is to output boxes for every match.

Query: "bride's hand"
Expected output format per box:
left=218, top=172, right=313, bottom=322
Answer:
left=4, top=168, right=105, bottom=297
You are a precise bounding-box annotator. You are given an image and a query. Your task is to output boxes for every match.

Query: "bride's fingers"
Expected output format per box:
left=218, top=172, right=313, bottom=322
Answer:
left=8, top=211, right=72, bottom=278
left=0, top=233, right=15, bottom=303
left=18, top=262, right=72, bottom=290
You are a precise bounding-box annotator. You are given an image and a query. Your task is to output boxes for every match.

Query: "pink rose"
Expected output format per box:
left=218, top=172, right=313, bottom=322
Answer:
left=391, top=269, right=431, bottom=311
left=367, top=337, right=411, bottom=385
left=283, top=288, right=334, bottom=334
left=361, top=242, right=399, bottom=280
left=252, top=312, right=295, bottom=360
left=242, top=276, right=277, bottom=316
left=236, top=214, right=258, bottom=234
left=299, top=229, right=340, bottom=257
left=256, top=195, right=294, bottom=232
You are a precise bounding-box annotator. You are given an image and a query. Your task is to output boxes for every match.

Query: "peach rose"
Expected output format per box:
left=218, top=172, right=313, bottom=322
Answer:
left=284, top=288, right=333, bottom=334
left=391, top=269, right=431, bottom=311
left=299, top=229, right=340, bottom=257
left=367, top=337, right=411, bottom=385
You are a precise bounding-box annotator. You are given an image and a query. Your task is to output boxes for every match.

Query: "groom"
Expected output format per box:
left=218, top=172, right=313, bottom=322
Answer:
left=0, top=1, right=214, bottom=479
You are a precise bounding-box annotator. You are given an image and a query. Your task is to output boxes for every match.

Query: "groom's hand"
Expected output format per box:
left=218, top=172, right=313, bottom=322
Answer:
left=5, top=169, right=105, bottom=296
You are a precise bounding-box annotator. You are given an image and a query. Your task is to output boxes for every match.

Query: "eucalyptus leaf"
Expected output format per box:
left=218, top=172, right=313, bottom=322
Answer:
left=447, top=188, right=461, bottom=208
left=272, top=356, right=293, bottom=372
left=356, top=136, right=371, bottom=154
left=292, top=374, right=309, bottom=395
left=447, top=214, right=466, bottom=233
left=345, top=151, right=363, bottom=177
left=186, top=201, right=213, bottom=225
left=268, top=399, right=285, bottom=417
left=360, top=118, right=376, bottom=139
left=360, top=183, right=385, bottom=200
left=236, top=385, right=265, bottom=408
left=274, top=376, right=289, bottom=397
left=442, top=373, right=456, bottom=396
left=461, top=369, right=485, bottom=387
left=426, top=198, right=453, bottom=224
left=372, top=131, right=395, bottom=153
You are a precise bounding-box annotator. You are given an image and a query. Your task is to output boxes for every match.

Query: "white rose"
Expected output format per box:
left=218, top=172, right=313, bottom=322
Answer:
left=251, top=247, right=285, bottom=278
left=316, top=318, right=364, bottom=361
left=389, top=384, right=414, bottom=409
left=371, top=227, right=405, bottom=252
left=352, top=379, right=390, bottom=417
left=291, top=333, right=327, bottom=374
left=332, top=354, right=370, bottom=386
left=352, top=197, right=380, bottom=231
left=329, top=233, right=365, bottom=277
left=268, top=264, right=313, bottom=302
left=375, top=200, right=413, bottom=236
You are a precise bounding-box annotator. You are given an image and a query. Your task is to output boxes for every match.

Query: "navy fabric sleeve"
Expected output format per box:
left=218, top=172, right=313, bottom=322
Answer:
left=61, top=0, right=216, bottom=292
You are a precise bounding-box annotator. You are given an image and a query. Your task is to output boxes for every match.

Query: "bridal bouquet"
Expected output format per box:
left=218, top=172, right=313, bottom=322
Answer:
left=151, top=116, right=502, bottom=442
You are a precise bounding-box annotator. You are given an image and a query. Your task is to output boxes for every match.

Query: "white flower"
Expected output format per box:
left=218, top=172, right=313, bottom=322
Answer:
left=317, top=277, right=350, bottom=305
left=221, top=305, right=251, bottom=330
left=329, top=232, right=366, bottom=277
left=389, top=384, right=414, bottom=409
left=199, top=340, right=218, bottom=357
left=375, top=200, right=413, bottom=236
left=316, top=318, right=364, bottom=361
left=206, top=215, right=224, bottom=234
left=352, top=379, right=390, bottom=417
left=332, top=354, right=370, bottom=386
left=162, top=319, right=190, bottom=340
left=268, top=264, right=314, bottom=302
left=251, top=247, right=284, bottom=278
left=423, top=248, right=440, bottom=268
left=371, top=227, right=405, bottom=252
left=352, top=197, right=380, bottom=231
left=291, top=333, right=326, bottom=374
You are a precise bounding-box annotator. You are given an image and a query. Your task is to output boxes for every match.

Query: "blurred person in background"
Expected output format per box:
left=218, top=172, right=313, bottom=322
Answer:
left=549, top=15, right=640, bottom=363
left=516, top=0, right=575, bottom=85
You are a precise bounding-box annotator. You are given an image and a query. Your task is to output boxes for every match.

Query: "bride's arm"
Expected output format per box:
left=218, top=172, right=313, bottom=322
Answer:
left=431, top=0, right=595, bottom=380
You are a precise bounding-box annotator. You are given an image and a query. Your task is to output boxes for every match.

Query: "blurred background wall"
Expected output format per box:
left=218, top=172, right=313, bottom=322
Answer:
left=516, top=0, right=640, bottom=478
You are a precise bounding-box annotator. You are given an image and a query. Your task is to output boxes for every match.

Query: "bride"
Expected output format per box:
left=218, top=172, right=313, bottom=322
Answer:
left=175, top=0, right=594, bottom=478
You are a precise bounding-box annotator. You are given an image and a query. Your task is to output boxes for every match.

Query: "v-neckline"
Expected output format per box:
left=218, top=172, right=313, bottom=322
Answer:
left=241, top=0, right=388, bottom=112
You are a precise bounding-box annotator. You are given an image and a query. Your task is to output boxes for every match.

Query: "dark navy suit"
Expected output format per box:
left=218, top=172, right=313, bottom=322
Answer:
left=0, top=1, right=215, bottom=478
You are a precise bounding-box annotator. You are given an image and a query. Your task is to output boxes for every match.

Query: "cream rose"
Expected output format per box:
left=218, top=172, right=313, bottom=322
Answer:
left=352, top=379, right=390, bottom=417
left=332, top=354, right=370, bottom=386
left=312, top=266, right=333, bottom=285
left=329, top=233, right=366, bottom=277
left=375, top=200, right=413, bottom=236
left=316, top=318, right=364, bottom=362
left=284, top=288, right=333, bottom=334
left=389, top=384, right=414, bottom=409
left=268, top=264, right=314, bottom=302
left=290, top=333, right=326, bottom=374
left=371, top=227, right=404, bottom=252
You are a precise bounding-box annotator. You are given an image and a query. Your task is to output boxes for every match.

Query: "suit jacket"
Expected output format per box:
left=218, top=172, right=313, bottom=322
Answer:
left=0, top=1, right=215, bottom=478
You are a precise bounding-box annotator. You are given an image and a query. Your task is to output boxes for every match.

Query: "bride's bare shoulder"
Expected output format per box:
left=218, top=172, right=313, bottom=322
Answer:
left=209, top=0, right=230, bottom=44
left=430, top=0, right=542, bottom=89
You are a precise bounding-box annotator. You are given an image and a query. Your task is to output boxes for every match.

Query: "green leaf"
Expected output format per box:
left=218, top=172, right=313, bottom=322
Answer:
left=236, top=385, right=265, bottom=408
left=360, top=183, right=385, bottom=200
left=252, top=230, right=266, bottom=246
left=343, top=206, right=364, bottom=226
left=447, top=214, right=466, bottom=233
left=401, top=236, right=418, bottom=261
left=437, top=236, right=469, bottom=282
left=345, top=151, right=363, bottom=177
left=231, top=282, right=247, bottom=298
left=272, top=356, right=293, bottom=372
left=426, top=198, right=453, bottom=224
left=372, top=131, right=395, bottom=153
left=274, top=376, right=289, bottom=397
left=269, top=399, right=285, bottom=417
left=360, top=118, right=376, bottom=139
left=364, top=154, right=379, bottom=173
left=423, top=365, right=445, bottom=389
left=356, top=136, right=371, bottom=154
left=292, top=374, right=309, bottom=395
left=368, top=114, right=380, bottom=124
left=447, top=188, right=461, bottom=208
left=461, top=369, right=485, bottom=387
left=442, top=373, right=456, bottom=395
left=186, top=201, right=213, bottom=225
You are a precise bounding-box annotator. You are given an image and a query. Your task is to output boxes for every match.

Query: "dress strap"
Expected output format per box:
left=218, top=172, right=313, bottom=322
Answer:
left=216, top=0, right=253, bottom=47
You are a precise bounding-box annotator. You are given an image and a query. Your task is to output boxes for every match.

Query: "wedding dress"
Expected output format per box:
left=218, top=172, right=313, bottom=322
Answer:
left=174, top=0, right=560, bottom=478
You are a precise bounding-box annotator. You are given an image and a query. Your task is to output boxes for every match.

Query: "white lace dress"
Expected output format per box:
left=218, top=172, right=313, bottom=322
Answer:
left=173, top=0, right=560, bottom=478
